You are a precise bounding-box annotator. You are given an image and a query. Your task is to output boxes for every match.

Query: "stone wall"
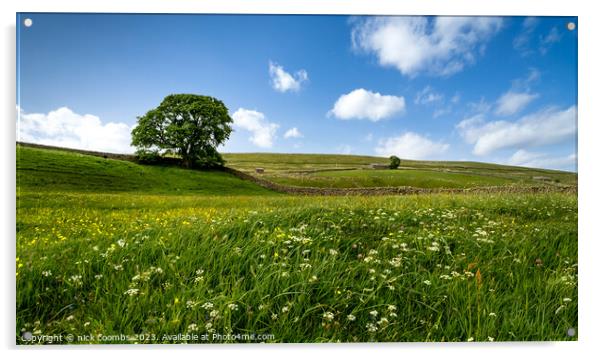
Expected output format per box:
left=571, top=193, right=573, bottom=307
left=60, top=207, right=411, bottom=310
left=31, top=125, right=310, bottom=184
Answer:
left=221, top=167, right=577, bottom=196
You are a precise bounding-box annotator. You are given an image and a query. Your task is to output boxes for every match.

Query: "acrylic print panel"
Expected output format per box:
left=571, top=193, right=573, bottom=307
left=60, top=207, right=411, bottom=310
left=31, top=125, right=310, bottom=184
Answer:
left=16, top=13, right=577, bottom=344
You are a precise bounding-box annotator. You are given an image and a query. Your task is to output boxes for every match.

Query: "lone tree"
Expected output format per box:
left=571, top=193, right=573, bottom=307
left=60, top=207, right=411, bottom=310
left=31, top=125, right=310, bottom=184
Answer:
left=131, top=94, right=233, bottom=168
left=389, top=155, right=401, bottom=169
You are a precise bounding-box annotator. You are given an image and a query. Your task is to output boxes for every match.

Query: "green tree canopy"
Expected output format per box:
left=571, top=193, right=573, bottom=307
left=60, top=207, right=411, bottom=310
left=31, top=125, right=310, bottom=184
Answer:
left=389, top=155, right=401, bottom=169
left=131, top=94, right=233, bottom=168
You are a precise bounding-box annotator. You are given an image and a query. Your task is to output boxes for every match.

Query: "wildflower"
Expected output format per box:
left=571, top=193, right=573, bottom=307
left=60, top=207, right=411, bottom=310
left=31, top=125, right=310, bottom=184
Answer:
left=323, top=312, right=335, bottom=322
left=186, top=300, right=198, bottom=309
left=201, top=302, right=214, bottom=310
left=563, top=298, right=572, bottom=302
left=467, top=337, right=474, bottom=342
left=209, top=310, right=220, bottom=318
left=113, top=264, right=123, bottom=271
left=423, top=280, right=432, bottom=286
left=187, top=323, right=198, bottom=332
left=347, top=314, right=356, bottom=321
left=228, top=303, right=239, bottom=311
left=124, top=288, right=140, bottom=296
left=41, top=270, right=52, bottom=277
left=488, top=336, right=495, bottom=342
left=66, top=315, right=74, bottom=321
left=84, top=322, right=90, bottom=327
left=282, top=306, right=289, bottom=313
left=489, top=312, right=497, bottom=317
left=271, top=313, right=278, bottom=320
left=369, top=310, right=378, bottom=317
left=387, top=305, right=397, bottom=312
left=366, top=323, right=378, bottom=333
left=329, top=249, right=338, bottom=256
left=377, top=317, right=389, bottom=326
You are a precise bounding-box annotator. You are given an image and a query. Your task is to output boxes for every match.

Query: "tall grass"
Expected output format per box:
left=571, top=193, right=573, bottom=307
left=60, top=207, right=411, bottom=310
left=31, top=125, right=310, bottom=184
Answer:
left=17, top=192, right=577, bottom=343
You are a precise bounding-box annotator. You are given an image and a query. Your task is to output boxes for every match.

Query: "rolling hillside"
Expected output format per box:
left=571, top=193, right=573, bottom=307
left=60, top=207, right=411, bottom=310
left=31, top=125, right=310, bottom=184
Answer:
left=223, top=153, right=577, bottom=189
left=16, top=145, right=275, bottom=195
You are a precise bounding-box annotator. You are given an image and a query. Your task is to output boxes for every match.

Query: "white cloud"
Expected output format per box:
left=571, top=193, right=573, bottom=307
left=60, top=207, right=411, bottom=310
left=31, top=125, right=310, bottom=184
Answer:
left=283, top=127, right=303, bottom=139
left=17, top=106, right=133, bottom=153
left=352, top=16, right=502, bottom=77
left=508, top=149, right=576, bottom=171
left=539, top=27, right=562, bottom=54
left=269, top=61, right=308, bottom=93
left=433, top=107, right=452, bottom=118
left=513, top=17, right=539, bottom=56
left=414, top=86, right=443, bottom=105
left=375, top=132, right=449, bottom=160
left=329, top=88, right=406, bottom=121
left=467, top=97, right=492, bottom=114
left=456, top=105, right=576, bottom=156
left=512, top=67, right=540, bottom=90
left=494, top=91, right=539, bottom=116
left=231, top=108, right=279, bottom=148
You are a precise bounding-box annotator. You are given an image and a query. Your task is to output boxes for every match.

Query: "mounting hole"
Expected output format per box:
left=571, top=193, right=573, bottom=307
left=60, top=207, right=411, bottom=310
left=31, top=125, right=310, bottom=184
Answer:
left=567, top=22, right=576, bottom=31
left=23, top=18, right=33, bottom=27
left=567, top=327, right=576, bottom=337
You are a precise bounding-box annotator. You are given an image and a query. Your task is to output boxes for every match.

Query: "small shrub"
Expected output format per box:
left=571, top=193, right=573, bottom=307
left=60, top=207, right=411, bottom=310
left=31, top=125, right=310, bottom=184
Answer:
left=135, top=149, right=162, bottom=164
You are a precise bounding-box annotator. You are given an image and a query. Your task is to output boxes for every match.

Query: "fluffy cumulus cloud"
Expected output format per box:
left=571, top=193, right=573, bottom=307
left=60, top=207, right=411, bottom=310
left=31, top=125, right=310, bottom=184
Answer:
left=329, top=88, right=406, bottom=121
left=283, top=127, right=303, bottom=139
left=269, top=61, right=308, bottom=93
left=508, top=149, right=576, bottom=171
left=17, top=106, right=133, bottom=153
left=494, top=91, right=539, bottom=116
left=456, top=105, right=576, bottom=156
left=352, top=16, right=503, bottom=77
left=375, top=132, right=449, bottom=160
left=231, top=108, right=279, bottom=148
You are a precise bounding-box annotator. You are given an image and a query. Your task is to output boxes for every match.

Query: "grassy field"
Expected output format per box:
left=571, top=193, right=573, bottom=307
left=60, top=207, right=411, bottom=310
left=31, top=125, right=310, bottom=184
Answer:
left=16, top=146, right=578, bottom=343
left=223, top=153, right=577, bottom=189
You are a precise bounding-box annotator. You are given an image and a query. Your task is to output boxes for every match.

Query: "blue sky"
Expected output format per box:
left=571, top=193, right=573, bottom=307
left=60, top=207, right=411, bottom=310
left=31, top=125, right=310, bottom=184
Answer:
left=16, top=14, right=577, bottom=171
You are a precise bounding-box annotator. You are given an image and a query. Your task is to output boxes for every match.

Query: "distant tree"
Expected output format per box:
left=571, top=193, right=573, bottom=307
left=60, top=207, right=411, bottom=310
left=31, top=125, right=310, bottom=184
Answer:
left=131, top=94, right=233, bottom=168
left=389, top=155, right=401, bottom=169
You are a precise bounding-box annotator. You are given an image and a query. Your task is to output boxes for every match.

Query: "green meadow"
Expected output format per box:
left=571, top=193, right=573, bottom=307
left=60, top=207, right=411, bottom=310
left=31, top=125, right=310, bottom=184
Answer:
left=16, top=145, right=577, bottom=343
left=223, top=153, right=577, bottom=189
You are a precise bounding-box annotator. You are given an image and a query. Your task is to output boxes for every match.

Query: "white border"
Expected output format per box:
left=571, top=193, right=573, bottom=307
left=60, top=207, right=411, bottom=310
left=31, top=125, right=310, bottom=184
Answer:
left=2, top=1, right=601, bottom=357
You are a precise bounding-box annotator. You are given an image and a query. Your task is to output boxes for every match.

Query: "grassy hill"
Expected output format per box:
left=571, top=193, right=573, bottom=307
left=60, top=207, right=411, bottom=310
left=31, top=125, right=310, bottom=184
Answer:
left=17, top=145, right=275, bottom=195
left=223, top=153, right=577, bottom=189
